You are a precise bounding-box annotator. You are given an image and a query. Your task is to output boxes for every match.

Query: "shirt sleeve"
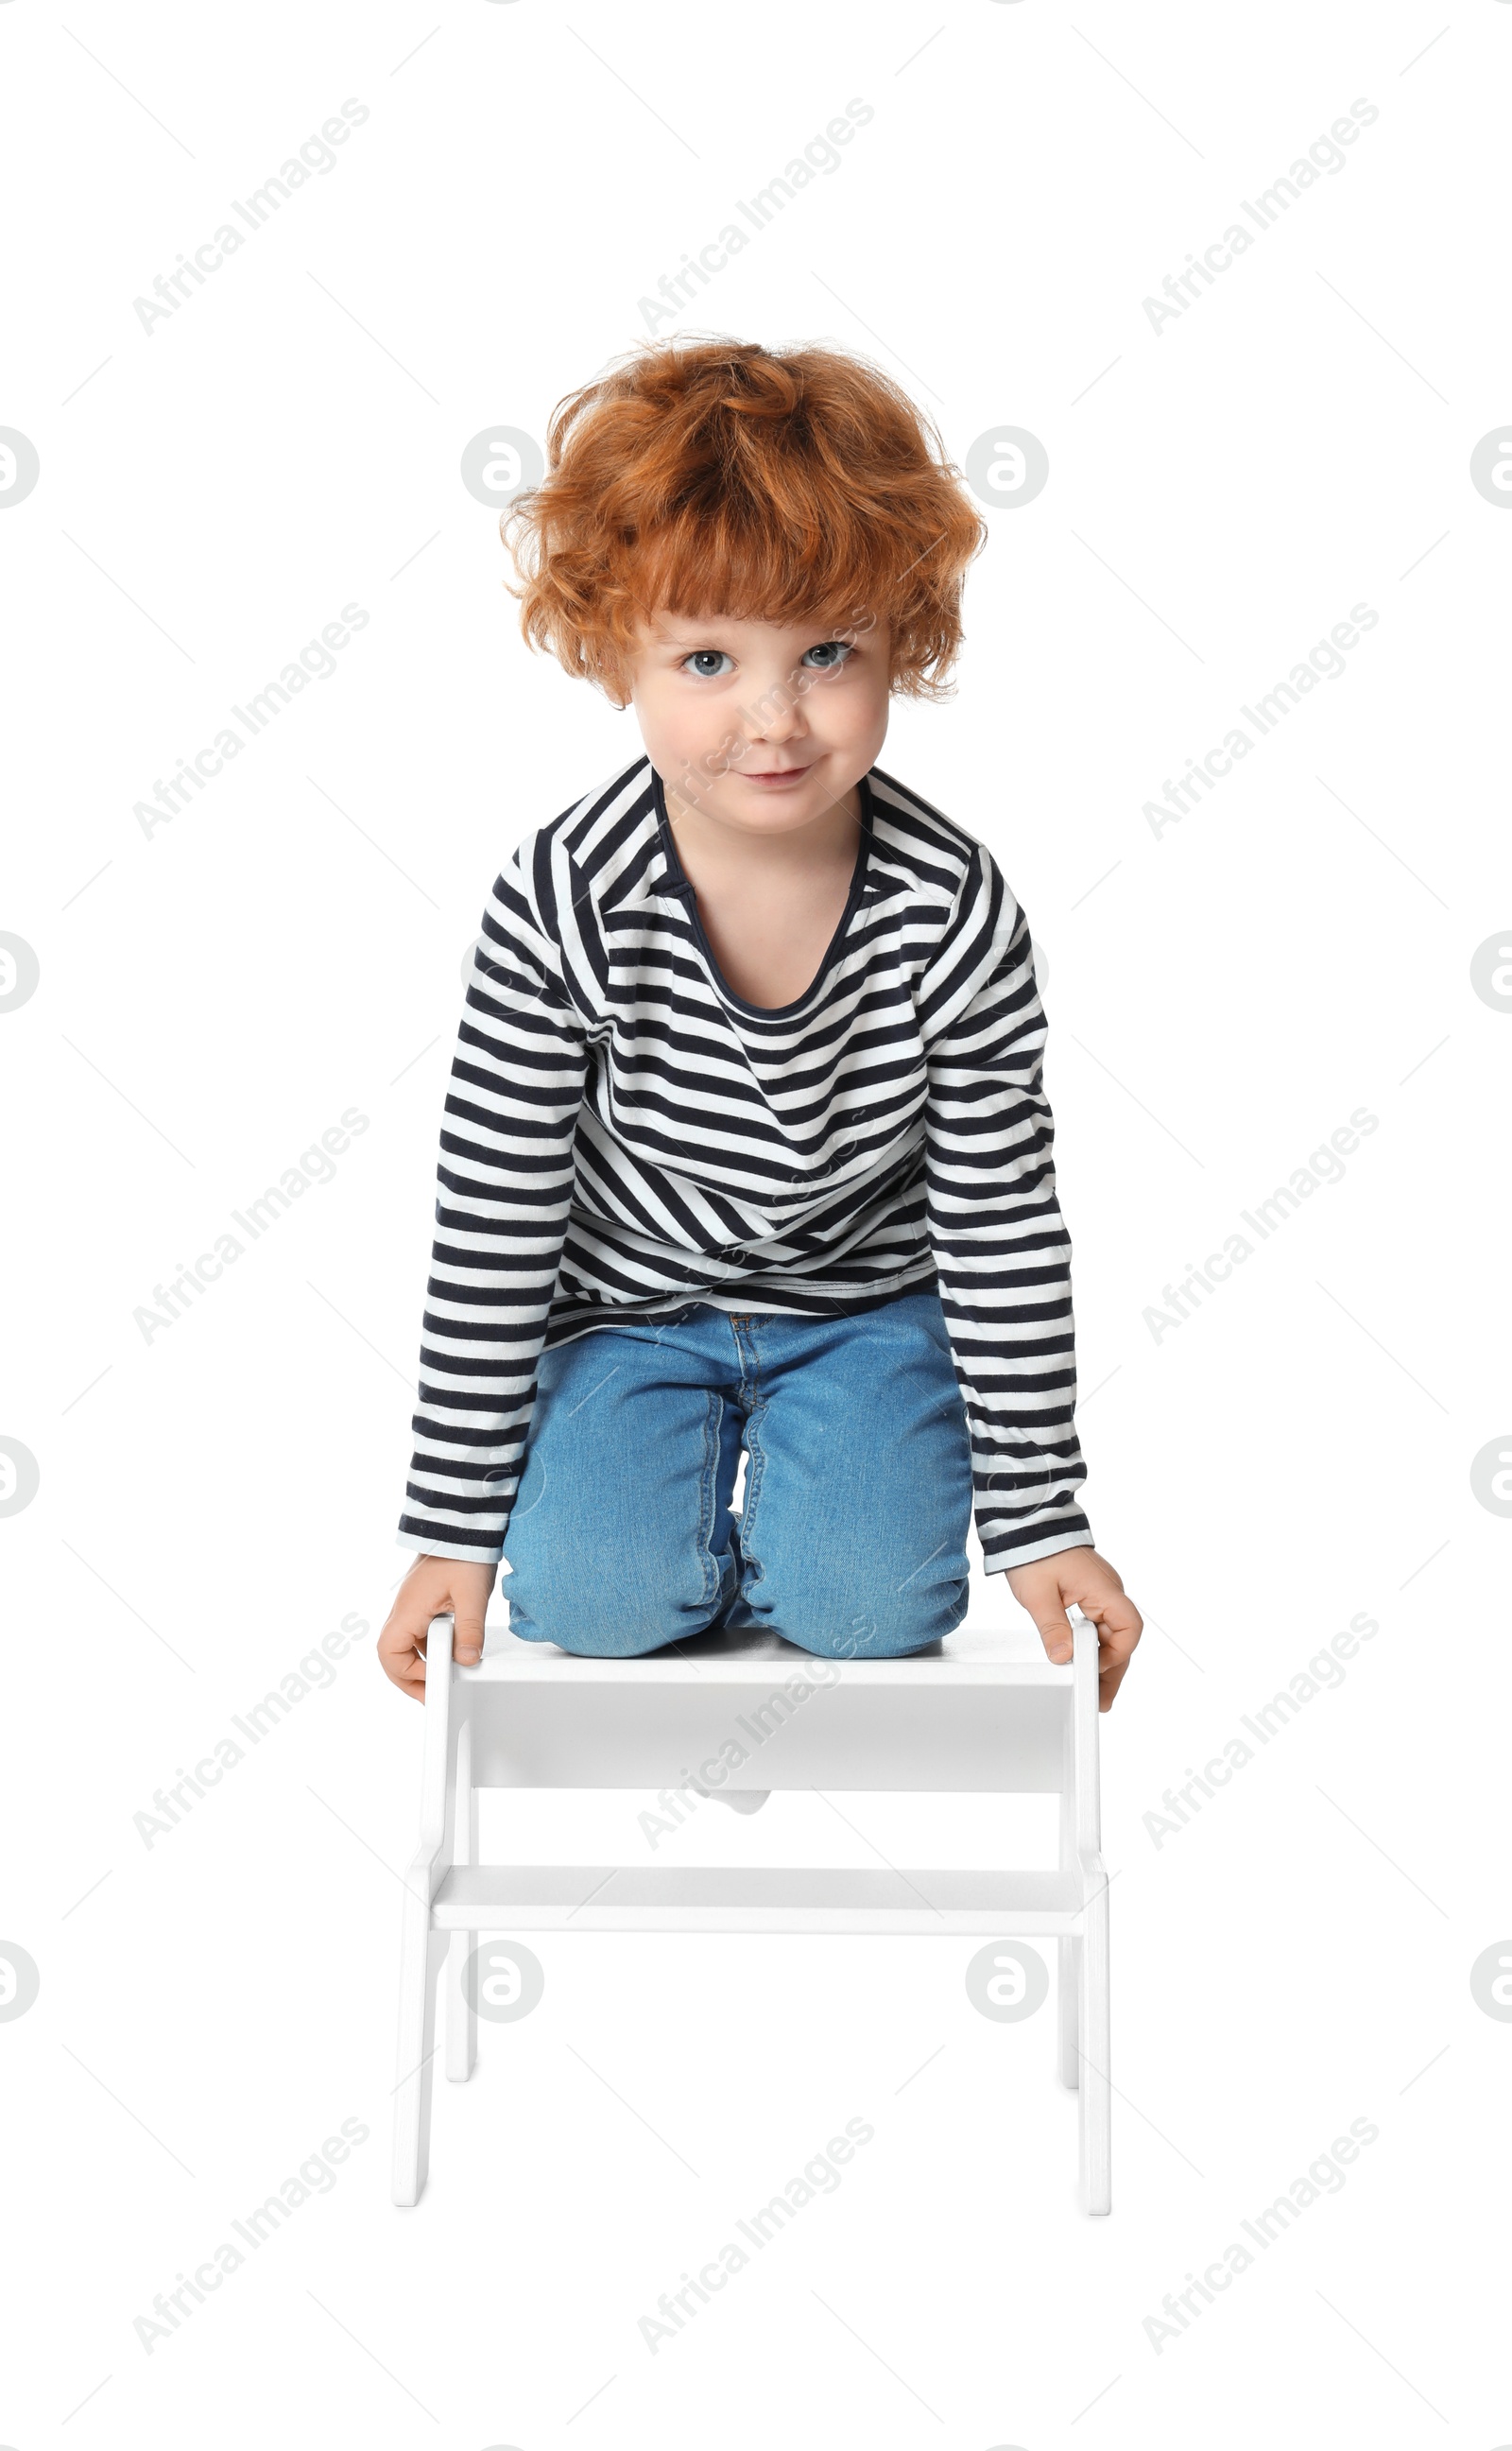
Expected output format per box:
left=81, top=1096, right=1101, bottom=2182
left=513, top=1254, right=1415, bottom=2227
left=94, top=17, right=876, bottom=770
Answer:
left=918, top=839, right=1095, bottom=1574
left=396, top=833, right=590, bottom=1565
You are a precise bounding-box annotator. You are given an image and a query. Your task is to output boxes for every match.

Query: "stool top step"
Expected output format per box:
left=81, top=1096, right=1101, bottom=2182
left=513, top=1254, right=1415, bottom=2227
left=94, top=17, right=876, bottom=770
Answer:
left=459, top=1617, right=1074, bottom=1687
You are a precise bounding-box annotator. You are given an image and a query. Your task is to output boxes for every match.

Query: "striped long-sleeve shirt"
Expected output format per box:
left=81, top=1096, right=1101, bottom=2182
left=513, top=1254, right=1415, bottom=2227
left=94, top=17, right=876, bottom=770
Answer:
left=396, top=753, right=1094, bottom=1574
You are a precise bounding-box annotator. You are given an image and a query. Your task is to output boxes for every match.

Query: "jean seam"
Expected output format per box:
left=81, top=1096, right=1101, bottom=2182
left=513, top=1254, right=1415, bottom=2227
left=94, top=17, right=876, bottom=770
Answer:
left=698, top=1389, right=724, bottom=1608
left=737, top=1399, right=768, bottom=1599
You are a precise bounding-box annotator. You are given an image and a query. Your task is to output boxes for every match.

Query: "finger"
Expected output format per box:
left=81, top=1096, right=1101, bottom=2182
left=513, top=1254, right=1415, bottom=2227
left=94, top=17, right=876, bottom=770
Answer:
left=1083, top=1598, right=1142, bottom=1710
left=382, top=1651, right=425, bottom=1702
left=1098, top=1646, right=1133, bottom=1711
left=454, top=1605, right=485, bottom=1668
left=379, top=1616, right=429, bottom=1702
left=1094, top=1604, right=1143, bottom=1676
left=1031, top=1607, right=1076, bottom=1666
left=1087, top=1587, right=1143, bottom=1641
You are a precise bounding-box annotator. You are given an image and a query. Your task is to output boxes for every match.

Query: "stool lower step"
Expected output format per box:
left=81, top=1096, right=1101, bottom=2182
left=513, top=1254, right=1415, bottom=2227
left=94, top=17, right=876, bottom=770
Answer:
left=431, top=1863, right=1082, bottom=1934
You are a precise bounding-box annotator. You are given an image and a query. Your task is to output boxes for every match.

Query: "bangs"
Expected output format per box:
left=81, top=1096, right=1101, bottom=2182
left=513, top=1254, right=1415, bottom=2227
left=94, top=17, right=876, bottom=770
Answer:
left=502, top=335, right=987, bottom=704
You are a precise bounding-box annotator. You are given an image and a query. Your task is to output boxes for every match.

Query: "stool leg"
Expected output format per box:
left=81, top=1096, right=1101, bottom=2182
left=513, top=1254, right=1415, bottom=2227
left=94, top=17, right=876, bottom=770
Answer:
left=446, top=1762, right=477, bottom=2082
left=445, top=1932, right=476, bottom=2081
left=392, top=1890, right=443, bottom=2207
left=1057, top=1935, right=1080, bottom=2087
left=1078, top=1879, right=1111, bottom=2215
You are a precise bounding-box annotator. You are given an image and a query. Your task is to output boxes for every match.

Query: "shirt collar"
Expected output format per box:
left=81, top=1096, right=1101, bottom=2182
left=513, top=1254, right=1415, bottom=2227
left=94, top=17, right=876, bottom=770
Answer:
left=642, top=764, right=879, bottom=901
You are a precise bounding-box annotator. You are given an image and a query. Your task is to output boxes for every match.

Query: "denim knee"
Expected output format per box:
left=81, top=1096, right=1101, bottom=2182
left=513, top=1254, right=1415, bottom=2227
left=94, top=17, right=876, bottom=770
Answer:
left=507, top=1592, right=679, bottom=1657
left=738, top=1562, right=970, bottom=1660
left=503, top=1547, right=736, bottom=1658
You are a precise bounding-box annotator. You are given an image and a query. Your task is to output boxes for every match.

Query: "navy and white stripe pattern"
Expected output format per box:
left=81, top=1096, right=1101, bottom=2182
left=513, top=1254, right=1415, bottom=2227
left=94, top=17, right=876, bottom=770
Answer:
left=398, top=753, right=1093, bottom=1574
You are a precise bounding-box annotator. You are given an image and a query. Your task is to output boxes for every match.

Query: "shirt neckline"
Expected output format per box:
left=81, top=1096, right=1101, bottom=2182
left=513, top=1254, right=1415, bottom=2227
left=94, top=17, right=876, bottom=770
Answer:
left=649, top=765, right=876, bottom=1020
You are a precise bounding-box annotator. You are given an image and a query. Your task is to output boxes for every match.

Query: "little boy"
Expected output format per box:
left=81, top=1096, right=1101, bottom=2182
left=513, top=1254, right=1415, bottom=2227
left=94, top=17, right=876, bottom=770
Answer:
left=378, top=337, right=1142, bottom=1708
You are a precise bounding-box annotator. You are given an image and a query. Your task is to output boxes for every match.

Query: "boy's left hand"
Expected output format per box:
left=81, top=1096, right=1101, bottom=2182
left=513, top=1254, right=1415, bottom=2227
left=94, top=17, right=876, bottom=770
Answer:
left=1004, top=1547, right=1143, bottom=1711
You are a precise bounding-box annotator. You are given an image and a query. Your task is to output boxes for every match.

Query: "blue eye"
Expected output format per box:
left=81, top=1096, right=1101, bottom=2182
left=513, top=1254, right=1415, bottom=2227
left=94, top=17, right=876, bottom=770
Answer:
left=801, top=640, right=853, bottom=671
left=682, top=649, right=733, bottom=679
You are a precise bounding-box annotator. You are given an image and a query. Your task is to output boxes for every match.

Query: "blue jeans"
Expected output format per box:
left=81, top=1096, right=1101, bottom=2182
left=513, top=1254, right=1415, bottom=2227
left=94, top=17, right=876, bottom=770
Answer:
left=501, top=1289, right=974, bottom=1659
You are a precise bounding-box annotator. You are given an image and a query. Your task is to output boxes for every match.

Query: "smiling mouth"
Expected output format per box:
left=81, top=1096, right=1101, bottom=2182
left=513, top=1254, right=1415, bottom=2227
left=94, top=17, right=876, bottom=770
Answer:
left=742, top=765, right=812, bottom=779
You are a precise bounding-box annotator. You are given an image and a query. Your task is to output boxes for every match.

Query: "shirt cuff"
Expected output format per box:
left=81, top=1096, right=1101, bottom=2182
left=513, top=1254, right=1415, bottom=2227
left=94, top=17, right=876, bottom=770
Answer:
left=981, top=1527, right=1096, bottom=1574
left=394, top=1529, right=504, bottom=1567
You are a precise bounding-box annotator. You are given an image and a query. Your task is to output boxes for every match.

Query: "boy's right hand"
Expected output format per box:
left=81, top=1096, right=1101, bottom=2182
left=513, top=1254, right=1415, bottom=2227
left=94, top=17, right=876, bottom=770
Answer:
left=378, top=1554, right=496, bottom=1700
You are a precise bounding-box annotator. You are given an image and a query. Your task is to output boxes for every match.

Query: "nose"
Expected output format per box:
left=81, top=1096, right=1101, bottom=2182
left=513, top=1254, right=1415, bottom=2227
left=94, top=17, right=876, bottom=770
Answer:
left=740, top=667, right=811, bottom=751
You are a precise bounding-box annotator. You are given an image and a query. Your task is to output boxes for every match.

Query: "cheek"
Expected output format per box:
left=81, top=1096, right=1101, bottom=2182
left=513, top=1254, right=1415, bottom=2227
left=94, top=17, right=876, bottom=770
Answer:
left=665, top=688, right=727, bottom=742
left=635, top=682, right=733, bottom=766
left=835, top=667, right=892, bottom=743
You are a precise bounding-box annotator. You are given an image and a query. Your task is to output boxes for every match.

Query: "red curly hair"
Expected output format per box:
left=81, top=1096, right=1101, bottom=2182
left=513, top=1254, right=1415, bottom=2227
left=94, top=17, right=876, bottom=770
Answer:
left=501, top=335, right=988, bottom=708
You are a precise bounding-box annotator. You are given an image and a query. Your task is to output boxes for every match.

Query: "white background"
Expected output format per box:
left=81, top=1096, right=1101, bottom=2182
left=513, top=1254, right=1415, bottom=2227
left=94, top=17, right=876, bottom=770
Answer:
left=3, top=0, right=1509, bottom=2442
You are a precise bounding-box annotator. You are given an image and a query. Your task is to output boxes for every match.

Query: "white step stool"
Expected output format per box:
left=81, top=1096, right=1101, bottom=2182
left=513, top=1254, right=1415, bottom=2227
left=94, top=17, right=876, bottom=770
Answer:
left=393, top=1613, right=1111, bottom=2212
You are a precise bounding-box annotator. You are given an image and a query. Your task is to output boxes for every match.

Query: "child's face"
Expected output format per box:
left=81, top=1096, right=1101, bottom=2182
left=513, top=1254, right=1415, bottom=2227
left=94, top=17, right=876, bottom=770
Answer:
left=625, top=605, right=891, bottom=834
